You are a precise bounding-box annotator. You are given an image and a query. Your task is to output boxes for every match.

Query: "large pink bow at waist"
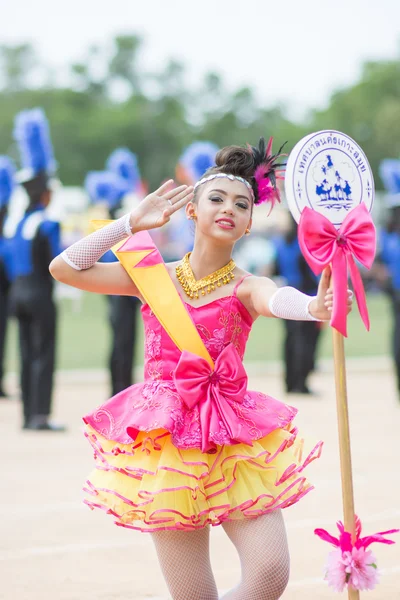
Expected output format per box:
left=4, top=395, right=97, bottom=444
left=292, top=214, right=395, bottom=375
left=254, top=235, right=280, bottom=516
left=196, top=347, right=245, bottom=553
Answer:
left=173, top=343, right=252, bottom=453
left=298, top=204, right=376, bottom=337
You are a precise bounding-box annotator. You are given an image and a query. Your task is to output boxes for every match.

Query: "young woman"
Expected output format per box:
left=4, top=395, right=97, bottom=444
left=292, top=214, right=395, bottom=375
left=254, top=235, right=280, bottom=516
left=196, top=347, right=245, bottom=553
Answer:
left=50, top=139, right=352, bottom=600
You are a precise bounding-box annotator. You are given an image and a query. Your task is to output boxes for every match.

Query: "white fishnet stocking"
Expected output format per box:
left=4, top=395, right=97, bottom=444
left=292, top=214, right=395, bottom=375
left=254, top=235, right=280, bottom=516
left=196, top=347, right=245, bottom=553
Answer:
left=60, top=214, right=131, bottom=270
left=221, top=510, right=290, bottom=600
left=269, top=286, right=320, bottom=321
left=152, top=511, right=289, bottom=600
left=152, top=527, right=219, bottom=600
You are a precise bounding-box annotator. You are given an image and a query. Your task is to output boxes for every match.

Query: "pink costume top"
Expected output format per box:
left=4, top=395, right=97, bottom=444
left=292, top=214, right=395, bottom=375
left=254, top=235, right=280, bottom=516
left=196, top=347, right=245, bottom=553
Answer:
left=84, top=278, right=298, bottom=454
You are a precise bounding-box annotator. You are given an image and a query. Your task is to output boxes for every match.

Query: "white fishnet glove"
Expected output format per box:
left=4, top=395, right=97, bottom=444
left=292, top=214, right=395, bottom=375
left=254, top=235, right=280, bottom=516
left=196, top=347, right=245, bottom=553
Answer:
left=268, top=286, right=321, bottom=321
left=60, top=214, right=132, bottom=271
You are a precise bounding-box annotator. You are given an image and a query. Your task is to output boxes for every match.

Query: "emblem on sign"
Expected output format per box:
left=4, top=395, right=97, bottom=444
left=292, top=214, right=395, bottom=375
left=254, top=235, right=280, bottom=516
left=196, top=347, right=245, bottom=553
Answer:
left=285, top=130, right=374, bottom=227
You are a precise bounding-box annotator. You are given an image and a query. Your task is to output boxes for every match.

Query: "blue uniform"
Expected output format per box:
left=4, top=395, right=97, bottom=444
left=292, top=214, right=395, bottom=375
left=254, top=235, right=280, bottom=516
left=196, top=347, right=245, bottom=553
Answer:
left=0, top=229, right=12, bottom=394
left=274, top=236, right=318, bottom=294
left=378, top=228, right=400, bottom=395
left=8, top=206, right=61, bottom=425
left=0, top=234, right=14, bottom=284
left=99, top=249, right=117, bottom=264
left=379, top=230, right=400, bottom=292
left=11, top=210, right=60, bottom=278
left=0, top=212, right=17, bottom=395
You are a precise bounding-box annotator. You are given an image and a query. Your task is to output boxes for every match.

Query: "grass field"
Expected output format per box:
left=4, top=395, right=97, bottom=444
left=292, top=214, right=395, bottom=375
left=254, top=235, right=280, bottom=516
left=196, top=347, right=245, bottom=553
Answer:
left=4, top=289, right=393, bottom=372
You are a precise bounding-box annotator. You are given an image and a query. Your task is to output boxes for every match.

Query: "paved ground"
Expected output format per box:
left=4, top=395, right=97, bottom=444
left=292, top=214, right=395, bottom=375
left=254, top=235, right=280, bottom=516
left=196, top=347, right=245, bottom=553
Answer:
left=2, top=363, right=400, bottom=600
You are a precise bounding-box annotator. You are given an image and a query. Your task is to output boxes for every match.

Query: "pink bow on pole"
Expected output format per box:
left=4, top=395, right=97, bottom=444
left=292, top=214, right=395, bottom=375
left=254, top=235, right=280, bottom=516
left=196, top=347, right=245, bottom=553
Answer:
left=173, top=343, right=252, bottom=453
left=298, top=204, right=376, bottom=337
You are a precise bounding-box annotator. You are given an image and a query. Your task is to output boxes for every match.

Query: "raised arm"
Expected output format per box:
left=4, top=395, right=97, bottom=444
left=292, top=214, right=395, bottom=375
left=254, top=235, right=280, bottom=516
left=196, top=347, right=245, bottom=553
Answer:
left=49, top=180, right=194, bottom=297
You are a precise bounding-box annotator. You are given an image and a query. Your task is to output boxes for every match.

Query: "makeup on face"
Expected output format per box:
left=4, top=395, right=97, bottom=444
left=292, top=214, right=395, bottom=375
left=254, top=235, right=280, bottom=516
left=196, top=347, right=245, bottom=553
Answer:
left=207, top=187, right=251, bottom=211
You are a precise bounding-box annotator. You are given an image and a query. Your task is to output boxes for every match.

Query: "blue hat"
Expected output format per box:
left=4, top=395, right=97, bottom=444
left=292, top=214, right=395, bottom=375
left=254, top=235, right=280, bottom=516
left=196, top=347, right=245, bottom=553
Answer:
left=106, top=148, right=141, bottom=193
left=84, top=171, right=126, bottom=209
left=179, top=141, right=219, bottom=182
left=13, top=108, right=56, bottom=196
left=0, top=156, right=16, bottom=208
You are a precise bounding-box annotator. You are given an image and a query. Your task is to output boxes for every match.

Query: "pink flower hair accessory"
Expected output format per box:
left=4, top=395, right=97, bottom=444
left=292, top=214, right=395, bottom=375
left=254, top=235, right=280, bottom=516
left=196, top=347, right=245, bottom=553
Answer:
left=248, top=137, right=286, bottom=212
left=314, top=516, right=399, bottom=592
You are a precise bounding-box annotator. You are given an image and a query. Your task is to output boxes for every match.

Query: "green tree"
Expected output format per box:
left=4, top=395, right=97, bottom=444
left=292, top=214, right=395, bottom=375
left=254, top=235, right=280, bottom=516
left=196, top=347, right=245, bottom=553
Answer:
left=0, top=34, right=398, bottom=190
left=107, top=35, right=143, bottom=95
left=0, top=44, right=36, bottom=91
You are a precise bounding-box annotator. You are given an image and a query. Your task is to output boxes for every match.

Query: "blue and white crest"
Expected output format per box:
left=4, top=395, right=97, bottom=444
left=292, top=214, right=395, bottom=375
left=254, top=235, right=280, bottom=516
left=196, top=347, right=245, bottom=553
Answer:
left=0, top=156, right=16, bottom=208
left=285, top=130, right=374, bottom=228
left=180, top=141, right=219, bottom=182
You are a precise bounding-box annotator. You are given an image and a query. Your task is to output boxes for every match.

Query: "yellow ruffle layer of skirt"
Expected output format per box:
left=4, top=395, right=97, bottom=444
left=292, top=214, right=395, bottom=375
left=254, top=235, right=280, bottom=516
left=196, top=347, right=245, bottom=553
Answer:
left=83, top=423, right=322, bottom=532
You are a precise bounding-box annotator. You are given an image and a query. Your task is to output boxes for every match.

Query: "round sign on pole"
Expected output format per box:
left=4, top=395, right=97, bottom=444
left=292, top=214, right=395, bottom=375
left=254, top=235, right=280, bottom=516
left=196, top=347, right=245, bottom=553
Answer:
left=284, top=130, right=374, bottom=228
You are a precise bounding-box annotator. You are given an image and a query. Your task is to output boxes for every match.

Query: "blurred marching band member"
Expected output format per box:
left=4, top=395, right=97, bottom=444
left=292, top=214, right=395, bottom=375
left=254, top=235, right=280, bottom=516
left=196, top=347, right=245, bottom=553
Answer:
left=85, top=148, right=142, bottom=395
left=0, top=157, right=16, bottom=398
left=171, top=141, right=219, bottom=258
left=176, top=141, right=219, bottom=186
left=7, top=109, right=65, bottom=431
left=375, top=159, right=400, bottom=400
left=376, top=206, right=400, bottom=400
left=272, top=215, right=322, bottom=395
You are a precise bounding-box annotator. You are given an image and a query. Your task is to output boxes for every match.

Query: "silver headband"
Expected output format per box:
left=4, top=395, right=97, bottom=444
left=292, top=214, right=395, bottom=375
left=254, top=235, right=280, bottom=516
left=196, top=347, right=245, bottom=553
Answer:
left=194, top=173, right=255, bottom=200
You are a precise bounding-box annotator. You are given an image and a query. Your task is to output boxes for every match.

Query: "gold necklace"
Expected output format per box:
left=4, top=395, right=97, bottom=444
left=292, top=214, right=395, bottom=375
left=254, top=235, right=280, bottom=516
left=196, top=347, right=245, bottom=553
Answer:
left=176, top=252, right=236, bottom=299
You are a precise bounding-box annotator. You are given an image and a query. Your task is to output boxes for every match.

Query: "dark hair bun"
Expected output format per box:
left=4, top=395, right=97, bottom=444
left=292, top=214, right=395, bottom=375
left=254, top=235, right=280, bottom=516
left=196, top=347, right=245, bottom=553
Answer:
left=198, top=137, right=285, bottom=208
left=214, top=146, right=255, bottom=179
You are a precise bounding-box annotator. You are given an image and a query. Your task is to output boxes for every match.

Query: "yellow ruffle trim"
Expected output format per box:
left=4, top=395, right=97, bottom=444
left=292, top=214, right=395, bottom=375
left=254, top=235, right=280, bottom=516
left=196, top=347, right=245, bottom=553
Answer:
left=83, top=424, right=322, bottom=532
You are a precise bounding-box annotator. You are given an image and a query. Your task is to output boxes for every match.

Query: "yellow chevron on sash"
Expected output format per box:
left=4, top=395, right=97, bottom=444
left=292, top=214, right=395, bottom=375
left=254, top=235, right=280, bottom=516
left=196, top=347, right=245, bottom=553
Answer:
left=91, top=220, right=213, bottom=368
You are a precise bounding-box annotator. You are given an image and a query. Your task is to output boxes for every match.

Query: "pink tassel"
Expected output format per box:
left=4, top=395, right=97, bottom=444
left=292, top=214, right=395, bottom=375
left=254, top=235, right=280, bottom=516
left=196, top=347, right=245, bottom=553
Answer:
left=314, top=516, right=399, bottom=592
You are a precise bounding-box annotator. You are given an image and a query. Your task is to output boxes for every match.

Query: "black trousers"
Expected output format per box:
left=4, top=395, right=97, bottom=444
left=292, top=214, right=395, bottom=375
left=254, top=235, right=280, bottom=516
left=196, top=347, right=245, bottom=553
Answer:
left=0, top=286, right=9, bottom=388
left=10, top=277, right=56, bottom=424
left=284, top=320, right=321, bottom=392
left=107, top=295, right=139, bottom=396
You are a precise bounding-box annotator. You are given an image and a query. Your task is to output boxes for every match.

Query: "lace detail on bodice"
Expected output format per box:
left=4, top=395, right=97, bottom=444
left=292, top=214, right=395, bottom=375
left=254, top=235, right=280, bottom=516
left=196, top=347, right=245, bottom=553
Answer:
left=141, top=295, right=253, bottom=378
left=193, top=304, right=247, bottom=360
left=143, top=309, right=163, bottom=380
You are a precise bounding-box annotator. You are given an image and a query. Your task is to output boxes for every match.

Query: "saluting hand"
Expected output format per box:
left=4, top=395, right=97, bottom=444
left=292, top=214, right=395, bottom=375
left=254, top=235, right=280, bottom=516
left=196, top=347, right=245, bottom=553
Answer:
left=309, top=266, right=353, bottom=321
left=130, top=180, right=194, bottom=232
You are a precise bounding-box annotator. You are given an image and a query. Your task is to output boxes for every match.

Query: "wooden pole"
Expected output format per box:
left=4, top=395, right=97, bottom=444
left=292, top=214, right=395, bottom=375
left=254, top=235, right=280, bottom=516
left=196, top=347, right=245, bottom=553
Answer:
left=332, top=328, right=360, bottom=600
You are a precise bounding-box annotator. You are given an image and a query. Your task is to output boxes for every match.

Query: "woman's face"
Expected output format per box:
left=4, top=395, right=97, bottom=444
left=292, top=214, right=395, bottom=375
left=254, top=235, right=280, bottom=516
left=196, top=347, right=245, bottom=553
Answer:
left=188, top=178, right=252, bottom=243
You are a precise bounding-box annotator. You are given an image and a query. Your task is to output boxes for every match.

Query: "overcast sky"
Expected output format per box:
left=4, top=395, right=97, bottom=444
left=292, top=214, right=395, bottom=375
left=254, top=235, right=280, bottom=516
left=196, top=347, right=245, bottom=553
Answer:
left=1, top=0, right=399, bottom=119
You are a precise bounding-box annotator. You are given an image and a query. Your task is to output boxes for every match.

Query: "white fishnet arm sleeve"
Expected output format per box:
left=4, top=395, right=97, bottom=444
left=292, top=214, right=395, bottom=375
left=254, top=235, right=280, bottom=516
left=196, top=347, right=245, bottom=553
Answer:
left=268, top=286, right=322, bottom=321
left=60, top=214, right=132, bottom=271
